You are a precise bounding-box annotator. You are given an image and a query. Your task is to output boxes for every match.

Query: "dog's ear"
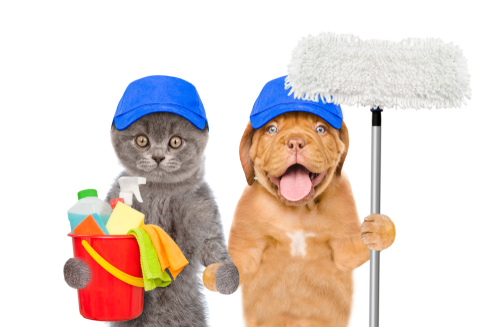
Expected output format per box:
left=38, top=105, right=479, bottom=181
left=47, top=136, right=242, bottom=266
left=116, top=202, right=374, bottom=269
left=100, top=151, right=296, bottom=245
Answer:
left=335, top=121, right=349, bottom=176
left=239, top=121, right=256, bottom=185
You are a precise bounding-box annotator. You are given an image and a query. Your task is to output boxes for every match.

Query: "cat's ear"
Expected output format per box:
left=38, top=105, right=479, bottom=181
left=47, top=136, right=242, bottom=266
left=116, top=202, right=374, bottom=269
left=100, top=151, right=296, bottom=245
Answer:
left=239, top=122, right=256, bottom=186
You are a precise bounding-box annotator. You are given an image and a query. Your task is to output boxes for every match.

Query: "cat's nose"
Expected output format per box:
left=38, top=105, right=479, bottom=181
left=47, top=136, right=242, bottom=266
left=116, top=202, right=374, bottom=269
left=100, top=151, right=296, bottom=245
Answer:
left=152, top=156, right=165, bottom=164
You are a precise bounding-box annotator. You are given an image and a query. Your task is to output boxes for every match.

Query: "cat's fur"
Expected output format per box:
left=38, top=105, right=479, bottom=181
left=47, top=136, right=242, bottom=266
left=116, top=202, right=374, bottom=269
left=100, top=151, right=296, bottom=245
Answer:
left=64, top=112, right=238, bottom=327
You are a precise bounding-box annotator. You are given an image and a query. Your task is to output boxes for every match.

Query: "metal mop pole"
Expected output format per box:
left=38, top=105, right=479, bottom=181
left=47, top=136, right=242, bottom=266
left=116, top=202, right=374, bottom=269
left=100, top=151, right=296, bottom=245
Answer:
left=369, top=108, right=382, bottom=327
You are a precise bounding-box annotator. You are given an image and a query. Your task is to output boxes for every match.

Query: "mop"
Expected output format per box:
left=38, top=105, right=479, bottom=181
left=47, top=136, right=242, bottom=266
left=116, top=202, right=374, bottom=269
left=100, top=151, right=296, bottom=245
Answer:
left=285, top=33, right=471, bottom=327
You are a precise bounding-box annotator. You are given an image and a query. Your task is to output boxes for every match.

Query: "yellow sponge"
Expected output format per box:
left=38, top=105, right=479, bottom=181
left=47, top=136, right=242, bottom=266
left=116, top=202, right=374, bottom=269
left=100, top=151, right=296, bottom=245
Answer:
left=106, top=202, right=145, bottom=235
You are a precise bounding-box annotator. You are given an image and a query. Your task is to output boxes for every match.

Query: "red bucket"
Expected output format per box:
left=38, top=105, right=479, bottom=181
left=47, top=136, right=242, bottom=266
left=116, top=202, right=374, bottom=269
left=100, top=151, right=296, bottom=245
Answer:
left=69, top=234, right=144, bottom=321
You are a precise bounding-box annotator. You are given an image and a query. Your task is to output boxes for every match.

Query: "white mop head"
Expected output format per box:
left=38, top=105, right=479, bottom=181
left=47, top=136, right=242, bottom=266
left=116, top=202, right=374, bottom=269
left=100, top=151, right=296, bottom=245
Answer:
left=285, top=33, right=471, bottom=109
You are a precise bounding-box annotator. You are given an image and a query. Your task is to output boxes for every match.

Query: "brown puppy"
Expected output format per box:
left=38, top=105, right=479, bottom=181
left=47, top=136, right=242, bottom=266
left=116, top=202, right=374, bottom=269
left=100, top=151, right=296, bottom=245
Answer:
left=228, top=112, right=395, bottom=327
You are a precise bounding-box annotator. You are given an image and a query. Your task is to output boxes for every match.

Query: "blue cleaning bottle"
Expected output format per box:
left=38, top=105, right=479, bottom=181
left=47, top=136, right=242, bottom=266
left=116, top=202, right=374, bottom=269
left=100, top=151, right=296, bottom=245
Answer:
left=68, top=189, right=111, bottom=234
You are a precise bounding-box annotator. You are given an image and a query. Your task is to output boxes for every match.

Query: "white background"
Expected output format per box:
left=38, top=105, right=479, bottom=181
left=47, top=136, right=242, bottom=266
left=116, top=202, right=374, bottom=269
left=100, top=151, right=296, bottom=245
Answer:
left=1, top=1, right=498, bottom=326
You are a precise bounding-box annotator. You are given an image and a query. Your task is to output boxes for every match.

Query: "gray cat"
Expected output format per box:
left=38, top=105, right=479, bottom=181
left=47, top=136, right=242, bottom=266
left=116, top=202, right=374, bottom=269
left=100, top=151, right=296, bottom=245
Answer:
left=64, top=112, right=239, bottom=327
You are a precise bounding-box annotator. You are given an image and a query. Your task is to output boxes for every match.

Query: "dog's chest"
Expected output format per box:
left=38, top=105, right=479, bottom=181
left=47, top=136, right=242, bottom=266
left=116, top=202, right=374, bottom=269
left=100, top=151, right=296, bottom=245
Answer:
left=285, top=230, right=316, bottom=257
left=262, top=207, right=333, bottom=260
left=264, top=225, right=332, bottom=263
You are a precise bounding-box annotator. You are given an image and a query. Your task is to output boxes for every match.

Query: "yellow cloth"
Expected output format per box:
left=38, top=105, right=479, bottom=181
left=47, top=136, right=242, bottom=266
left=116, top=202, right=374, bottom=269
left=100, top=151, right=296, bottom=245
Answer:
left=140, top=225, right=189, bottom=280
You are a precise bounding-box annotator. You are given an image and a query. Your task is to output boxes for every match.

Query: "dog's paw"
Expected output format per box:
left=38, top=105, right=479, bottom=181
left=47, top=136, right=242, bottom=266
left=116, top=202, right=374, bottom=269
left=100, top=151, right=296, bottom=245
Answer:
left=64, top=258, right=91, bottom=289
left=361, top=214, right=396, bottom=251
left=203, top=263, right=221, bottom=292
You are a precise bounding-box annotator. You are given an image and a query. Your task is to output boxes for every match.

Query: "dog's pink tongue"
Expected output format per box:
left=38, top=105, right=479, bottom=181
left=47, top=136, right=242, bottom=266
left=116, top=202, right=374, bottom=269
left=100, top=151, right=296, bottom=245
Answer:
left=280, top=165, right=312, bottom=201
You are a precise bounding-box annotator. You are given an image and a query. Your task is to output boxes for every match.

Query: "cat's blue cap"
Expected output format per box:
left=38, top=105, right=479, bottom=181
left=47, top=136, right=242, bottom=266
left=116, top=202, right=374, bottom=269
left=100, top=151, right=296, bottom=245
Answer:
left=250, top=76, right=342, bottom=129
left=113, top=75, right=208, bottom=130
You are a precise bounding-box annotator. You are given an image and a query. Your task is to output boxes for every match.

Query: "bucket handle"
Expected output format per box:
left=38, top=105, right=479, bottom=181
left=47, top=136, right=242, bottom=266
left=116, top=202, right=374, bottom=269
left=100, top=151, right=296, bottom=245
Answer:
left=81, top=240, right=144, bottom=288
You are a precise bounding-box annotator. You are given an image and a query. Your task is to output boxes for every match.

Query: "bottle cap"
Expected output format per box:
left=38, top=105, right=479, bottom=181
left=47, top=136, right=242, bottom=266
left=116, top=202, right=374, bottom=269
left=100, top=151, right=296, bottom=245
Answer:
left=110, top=198, right=124, bottom=209
left=78, top=189, right=98, bottom=200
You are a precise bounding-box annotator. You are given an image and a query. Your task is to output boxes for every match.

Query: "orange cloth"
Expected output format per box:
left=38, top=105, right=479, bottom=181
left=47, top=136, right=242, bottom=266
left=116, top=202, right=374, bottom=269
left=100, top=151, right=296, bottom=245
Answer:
left=139, top=225, right=188, bottom=280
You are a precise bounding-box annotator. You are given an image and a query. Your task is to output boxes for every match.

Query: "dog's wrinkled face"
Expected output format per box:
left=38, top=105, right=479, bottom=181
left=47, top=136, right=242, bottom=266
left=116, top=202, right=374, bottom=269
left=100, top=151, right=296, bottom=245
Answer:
left=111, top=112, right=208, bottom=184
left=240, top=112, right=348, bottom=205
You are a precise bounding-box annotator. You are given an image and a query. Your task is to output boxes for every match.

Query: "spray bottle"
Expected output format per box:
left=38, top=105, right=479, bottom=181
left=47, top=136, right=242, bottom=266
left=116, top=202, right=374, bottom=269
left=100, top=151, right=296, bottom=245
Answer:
left=115, top=177, right=146, bottom=206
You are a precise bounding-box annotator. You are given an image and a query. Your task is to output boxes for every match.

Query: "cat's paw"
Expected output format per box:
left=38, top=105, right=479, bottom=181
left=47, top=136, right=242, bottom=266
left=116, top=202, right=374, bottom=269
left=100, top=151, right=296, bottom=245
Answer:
left=203, top=262, right=239, bottom=294
left=215, top=262, right=239, bottom=295
left=64, top=258, right=91, bottom=289
left=361, top=214, right=396, bottom=251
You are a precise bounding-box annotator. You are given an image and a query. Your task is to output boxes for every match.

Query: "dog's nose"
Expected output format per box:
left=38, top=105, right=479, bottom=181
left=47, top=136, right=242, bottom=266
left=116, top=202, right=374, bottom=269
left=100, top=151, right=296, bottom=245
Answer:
left=152, top=156, right=165, bottom=164
left=287, top=137, right=306, bottom=151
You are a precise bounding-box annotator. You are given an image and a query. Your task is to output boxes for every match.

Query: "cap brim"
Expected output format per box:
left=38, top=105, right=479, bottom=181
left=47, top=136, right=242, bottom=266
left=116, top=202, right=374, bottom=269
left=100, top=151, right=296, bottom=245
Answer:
left=250, top=103, right=342, bottom=130
left=113, top=104, right=207, bottom=130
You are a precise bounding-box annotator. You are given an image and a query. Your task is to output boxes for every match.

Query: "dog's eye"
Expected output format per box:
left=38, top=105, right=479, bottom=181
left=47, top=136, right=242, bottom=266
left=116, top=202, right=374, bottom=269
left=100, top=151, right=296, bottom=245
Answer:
left=169, top=136, right=182, bottom=148
left=267, top=126, right=278, bottom=134
left=136, top=135, right=149, bottom=147
left=316, top=126, right=326, bottom=134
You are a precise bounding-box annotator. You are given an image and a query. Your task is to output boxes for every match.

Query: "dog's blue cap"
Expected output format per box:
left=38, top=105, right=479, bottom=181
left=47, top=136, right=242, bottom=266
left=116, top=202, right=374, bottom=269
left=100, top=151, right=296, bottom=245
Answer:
left=250, top=76, right=342, bottom=129
left=113, top=75, right=208, bottom=130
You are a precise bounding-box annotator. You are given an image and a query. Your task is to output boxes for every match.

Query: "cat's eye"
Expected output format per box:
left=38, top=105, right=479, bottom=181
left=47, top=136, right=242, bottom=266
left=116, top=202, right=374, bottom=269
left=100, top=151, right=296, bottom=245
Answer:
left=136, top=135, right=149, bottom=147
left=267, top=125, right=278, bottom=134
left=169, top=136, right=182, bottom=148
left=316, top=125, right=326, bottom=134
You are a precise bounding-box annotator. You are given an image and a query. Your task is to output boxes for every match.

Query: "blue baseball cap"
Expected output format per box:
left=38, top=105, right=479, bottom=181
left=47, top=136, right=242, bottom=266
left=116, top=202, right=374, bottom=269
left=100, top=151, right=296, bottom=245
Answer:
left=250, top=76, right=342, bottom=129
left=113, top=75, right=208, bottom=130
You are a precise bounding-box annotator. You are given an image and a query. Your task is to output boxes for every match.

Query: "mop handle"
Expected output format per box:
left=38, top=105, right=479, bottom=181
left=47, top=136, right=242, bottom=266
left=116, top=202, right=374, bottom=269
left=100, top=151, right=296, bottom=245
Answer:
left=370, top=108, right=382, bottom=327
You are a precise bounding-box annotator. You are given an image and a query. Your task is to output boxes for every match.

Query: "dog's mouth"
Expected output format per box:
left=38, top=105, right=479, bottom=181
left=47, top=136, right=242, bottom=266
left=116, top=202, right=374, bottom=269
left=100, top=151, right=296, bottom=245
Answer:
left=268, top=164, right=327, bottom=203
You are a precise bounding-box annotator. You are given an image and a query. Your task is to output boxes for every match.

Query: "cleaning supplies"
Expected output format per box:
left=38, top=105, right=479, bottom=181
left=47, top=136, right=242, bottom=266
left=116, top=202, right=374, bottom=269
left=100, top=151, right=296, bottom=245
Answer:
left=118, top=177, right=146, bottom=206
left=106, top=202, right=145, bottom=235
left=90, top=213, right=109, bottom=235
left=140, top=225, right=188, bottom=279
left=127, top=228, right=171, bottom=291
left=68, top=189, right=112, bottom=233
left=73, top=214, right=106, bottom=235
left=105, top=177, right=146, bottom=234
left=110, top=198, right=124, bottom=209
